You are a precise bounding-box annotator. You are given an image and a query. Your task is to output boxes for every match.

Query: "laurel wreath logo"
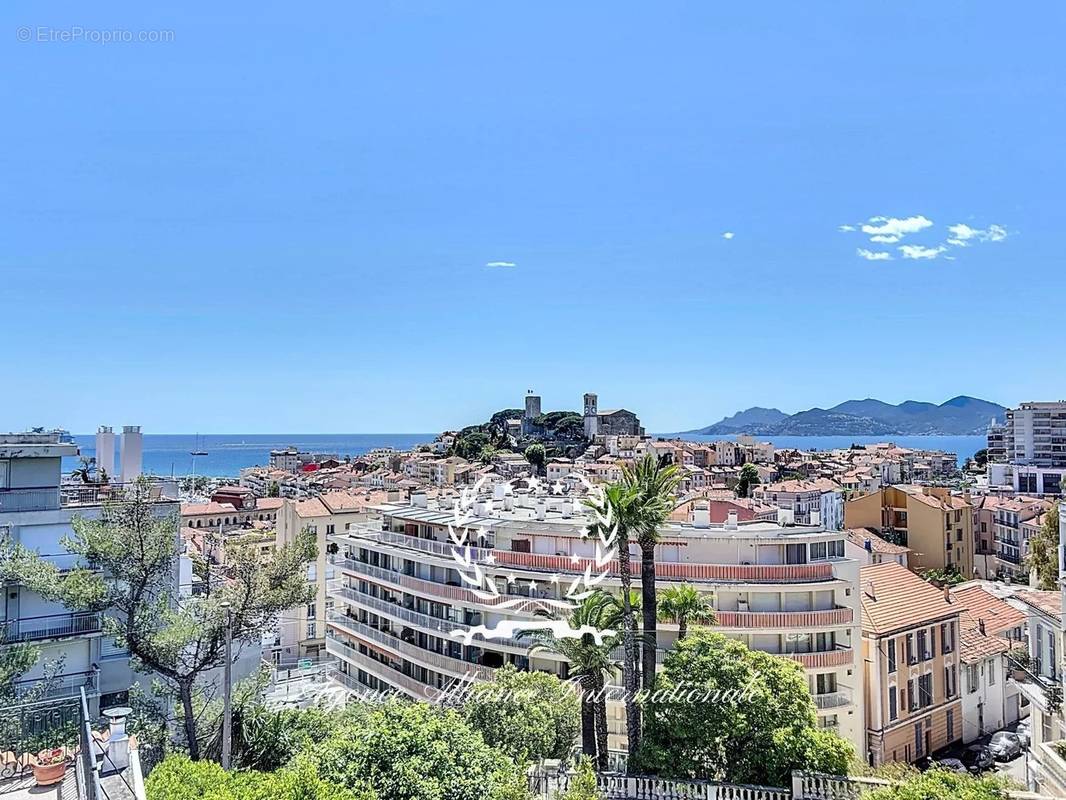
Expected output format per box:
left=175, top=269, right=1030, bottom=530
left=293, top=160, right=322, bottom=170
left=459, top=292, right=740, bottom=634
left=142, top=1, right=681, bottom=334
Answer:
left=447, top=474, right=617, bottom=644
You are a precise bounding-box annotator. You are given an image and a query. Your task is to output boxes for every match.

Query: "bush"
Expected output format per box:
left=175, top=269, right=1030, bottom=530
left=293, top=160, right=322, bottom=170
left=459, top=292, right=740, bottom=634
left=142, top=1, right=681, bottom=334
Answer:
left=865, top=769, right=1010, bottom=799
left=465, top=664, right=580, bottom=762
left=310, top=700, right=528, bottom=800
left=146, top=754, right=369, bottom=800
left=560, top=757, right=603, bottom=800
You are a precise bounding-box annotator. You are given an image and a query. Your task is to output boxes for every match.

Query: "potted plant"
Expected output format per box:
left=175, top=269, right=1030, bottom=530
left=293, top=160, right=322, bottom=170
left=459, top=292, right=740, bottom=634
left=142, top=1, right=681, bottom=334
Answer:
left=31, top=747, right=68, bottom=786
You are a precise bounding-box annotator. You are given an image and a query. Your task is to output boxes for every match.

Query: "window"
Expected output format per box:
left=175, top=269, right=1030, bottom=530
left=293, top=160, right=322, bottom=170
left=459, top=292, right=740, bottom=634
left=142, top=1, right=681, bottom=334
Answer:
left=915, top=723, right=924, bottom=757
left=944, top=665, right=957, bottom=698
left=918, top=673, right=933, bottom=708
left=988, top=659, right=996, bottom=686
left=887, top=638, right=897, bottom=673
left=810, top=542, right=827, bottom=560
left=941, top=622, right=954, bottom=654
left=827, top=539, right=844, bottom=558
left=907, top=678, right=917, bottom=711
left=967, top=663, right=979, bottom=694
left=889, top=686, right=898, bottom=721
left=946, top=709, right=955, bottom=741
left=306, top=622, right=316, bottom=638
left=906, top=634, right=916, bottom=665
left=307, top=603, right=316, bottom=619
left=816, top=673, right=837, bottom=694
left=326, top=524, right=335, bottom=535
left=917, top=629, right=929, bottom=661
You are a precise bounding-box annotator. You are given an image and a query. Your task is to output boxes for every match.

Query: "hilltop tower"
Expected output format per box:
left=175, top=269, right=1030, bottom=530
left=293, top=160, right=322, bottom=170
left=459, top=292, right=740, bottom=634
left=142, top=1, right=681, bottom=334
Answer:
left=583, top=393, right=599, bottom=438
left=522, top=391, right=542, bottom=436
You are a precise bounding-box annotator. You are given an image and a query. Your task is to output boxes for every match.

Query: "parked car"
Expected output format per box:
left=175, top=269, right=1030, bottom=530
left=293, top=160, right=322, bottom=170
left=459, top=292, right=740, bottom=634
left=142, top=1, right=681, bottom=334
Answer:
left=988, top=732, right=1023, bottom=761
left=962, top=745, right=995, bottom=772
left=1016, top=721, right=1031, bottom=747
left=936, top=758, right=968, bottom=774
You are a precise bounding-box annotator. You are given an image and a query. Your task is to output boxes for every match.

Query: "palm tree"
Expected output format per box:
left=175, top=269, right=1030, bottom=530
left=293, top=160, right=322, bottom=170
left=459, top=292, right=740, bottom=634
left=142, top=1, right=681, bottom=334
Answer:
left=623, top=455, right=682, bottom=692
left=585, top=483, right=642, bottom=760
left=71, top=456, right=96, bottom=484
left=528, top=591, right=620, bottom=770
left=657, top=584, right=715, bottom=640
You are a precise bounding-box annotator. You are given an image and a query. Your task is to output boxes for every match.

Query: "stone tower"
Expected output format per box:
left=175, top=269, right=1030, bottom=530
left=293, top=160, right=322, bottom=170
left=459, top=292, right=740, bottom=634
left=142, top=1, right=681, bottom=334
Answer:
left=522, top=391, right=542, bottom=435
left=583, top=393, right=599, bottom=438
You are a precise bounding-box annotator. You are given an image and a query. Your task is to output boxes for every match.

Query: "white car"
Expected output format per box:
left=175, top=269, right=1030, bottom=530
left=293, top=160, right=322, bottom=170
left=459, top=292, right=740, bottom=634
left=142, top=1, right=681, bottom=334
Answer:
left=988, top=732, right=1023, bottom=761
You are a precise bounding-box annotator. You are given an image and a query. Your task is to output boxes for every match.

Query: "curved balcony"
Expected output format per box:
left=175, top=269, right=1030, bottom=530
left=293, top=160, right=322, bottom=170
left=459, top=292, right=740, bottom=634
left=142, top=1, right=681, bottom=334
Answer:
left=715, top=608, right=854, bottom=629
left=341, top=530, right=840, bottom=585
left=814, top=690, right=853, bottom=710
left=786, top=649, right=854, bottom=669
left=330, top=584, right=530, bottom=652
left=325, top=637, right=452, bottom=700
left=328, top=613, right=497, bottom=681
left=335, top=557, right=555, bottom=615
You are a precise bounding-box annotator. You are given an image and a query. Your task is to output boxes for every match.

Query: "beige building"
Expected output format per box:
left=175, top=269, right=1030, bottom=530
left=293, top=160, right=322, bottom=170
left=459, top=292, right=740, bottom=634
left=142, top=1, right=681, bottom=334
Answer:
left=845, top=486, right=973, bottom=578
left=272, top=490, right=388, bottom=661
left=860, top=562, right=963, bottom=766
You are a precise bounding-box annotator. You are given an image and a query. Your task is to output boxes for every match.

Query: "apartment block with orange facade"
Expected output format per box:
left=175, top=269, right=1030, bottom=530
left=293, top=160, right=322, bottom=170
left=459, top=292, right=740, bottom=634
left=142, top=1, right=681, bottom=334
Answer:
left=860, top=562, right=963, bottom=766
left=844, top=485, right=973, bottom=579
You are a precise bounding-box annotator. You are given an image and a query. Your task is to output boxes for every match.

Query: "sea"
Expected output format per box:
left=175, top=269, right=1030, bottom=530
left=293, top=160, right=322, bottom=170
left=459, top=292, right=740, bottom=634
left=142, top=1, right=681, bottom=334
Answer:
left=68, top=433, right=437, bottom=478
left=66, top=432, right=987, bottom=479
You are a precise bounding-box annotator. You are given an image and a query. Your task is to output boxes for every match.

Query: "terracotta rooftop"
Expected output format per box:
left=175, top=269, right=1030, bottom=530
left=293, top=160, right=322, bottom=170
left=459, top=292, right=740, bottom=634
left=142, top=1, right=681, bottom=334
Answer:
left=757, top=478, right=841, bottom=494
left=958, top=619, right=1011, bottom=664
left=182, top=501, right=237, bottom=516
left=951, top=584, right=1026, bottom=635
left=859, top=562, right=959, bottom=635
left=1014, top=590, right=1062, bottom=622
left=845, top=527, right=909, bottom=555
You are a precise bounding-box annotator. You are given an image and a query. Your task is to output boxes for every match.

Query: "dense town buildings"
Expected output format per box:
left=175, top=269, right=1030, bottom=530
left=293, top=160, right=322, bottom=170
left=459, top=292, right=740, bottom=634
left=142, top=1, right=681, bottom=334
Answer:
left=988, top=401, right=1066, bottom=495
left=325, top=486, right=865, bottom=756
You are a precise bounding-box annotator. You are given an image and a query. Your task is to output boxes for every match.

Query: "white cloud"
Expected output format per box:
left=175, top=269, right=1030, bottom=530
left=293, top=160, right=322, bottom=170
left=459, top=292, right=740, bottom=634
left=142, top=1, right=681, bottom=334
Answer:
left=721, top=231, right=735, bottom=240
left=946, top=222, right=1007, bottom=246
left=485, top=261, right=517, bottom=268
left=869, top=234, right=900, bottom=244
left=838, top=224, right=856, bottom=232
left=861, top=215, right=934, bottom=239
left=899, top=244, right=947, bottom=260
left=857, top=248, right=892, bottom=261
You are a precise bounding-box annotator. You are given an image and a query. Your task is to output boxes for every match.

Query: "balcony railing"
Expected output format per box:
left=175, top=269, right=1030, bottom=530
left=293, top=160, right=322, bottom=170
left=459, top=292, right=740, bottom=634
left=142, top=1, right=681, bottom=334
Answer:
left=325, top=638, right=441, bottom=699
left=814, top=690, right=853, bottom=709
left=1, top=611, right=102, bottom=643
left=328, top=613, right=497, bottom=681
left=330, top=584, right=529, bottom=651
left=715, top=608, right=854, bottom=629
left=13, top=670, right=99, bottom=701
left=0, top=487, right=61, bottom=513
left=786, top=648, right=854, bottom=669
left=335, top=557, right=554, bottom=613
left=340, top=530, right=840, bottom=585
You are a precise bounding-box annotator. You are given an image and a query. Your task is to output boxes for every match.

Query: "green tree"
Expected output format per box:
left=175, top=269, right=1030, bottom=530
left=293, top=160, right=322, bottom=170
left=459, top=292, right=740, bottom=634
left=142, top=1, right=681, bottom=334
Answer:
left=865, top=769, right=1010, bottom=800
left=528, top=592, right=620, bottom=769
left=735, top=463, right=760, bottom=498
left=268, top=481, right=281, bottom=498
left=71, top=455, right=97, bottom=484
left=561, top=756, right=604, bottom=800
left=973, top=448, right=989, bottom=468
left=624, top=455, right=682, bottom=692
left=25, top=478, right=316, bottom=759
left=657, top=585, right=715, bottom=640
left=1028, top=501, right=1060, bottom=590
left=464, top=664, right=580, bottom=763
left=524, top=443, right=547, bottom=476
left=637, top=630, right=853, bottom=786
left=311, top=701, right=527, bottom=800
left=921, top=565, right=965, bottom=588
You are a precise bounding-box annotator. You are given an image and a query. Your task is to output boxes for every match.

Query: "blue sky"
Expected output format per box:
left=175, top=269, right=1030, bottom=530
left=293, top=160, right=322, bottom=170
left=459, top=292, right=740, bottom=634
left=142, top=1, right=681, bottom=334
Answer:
left=2, top=2, right=1063, bottom=434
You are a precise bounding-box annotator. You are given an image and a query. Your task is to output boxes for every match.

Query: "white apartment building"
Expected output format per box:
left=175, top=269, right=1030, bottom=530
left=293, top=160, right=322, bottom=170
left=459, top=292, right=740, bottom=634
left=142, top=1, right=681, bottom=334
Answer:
left=754, top=478, right=844, bottom=531
left=325, top=487, right=865, bottom=755
left=988, top=402, right=1066, bottom=496
left=0, top=430, right=180, bottom=716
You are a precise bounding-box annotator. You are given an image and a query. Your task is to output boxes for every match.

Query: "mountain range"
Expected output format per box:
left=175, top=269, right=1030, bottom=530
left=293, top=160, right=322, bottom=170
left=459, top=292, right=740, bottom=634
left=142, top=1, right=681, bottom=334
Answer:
left=685, top=396, right=1006, bottom=436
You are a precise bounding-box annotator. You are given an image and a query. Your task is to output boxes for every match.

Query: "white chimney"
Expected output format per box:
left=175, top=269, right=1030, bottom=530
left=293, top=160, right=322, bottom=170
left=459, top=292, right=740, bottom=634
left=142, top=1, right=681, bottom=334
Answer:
left=95, top=426, right=115, bottom=480
left=493, top=484, right=507, bottom=501
left=561, top=500, right=573, bottom=518
left=503, top=495, right=514, bottom=511
left=809, top=509, right=821, bottom=527
left=474, top=500, right=492, bottom=516
left=692, top=501, right=711, bottom=528
left=119, top=426, right=142, bottom=483
left=101, top=706, right=131, bottom=772
left=411, top=492, right=428, bottom=508
left=535, top=498, right=547, bottom=521
left=777, top=508, right=795, bottom=526
left=725, top=510, right=738, bottom=530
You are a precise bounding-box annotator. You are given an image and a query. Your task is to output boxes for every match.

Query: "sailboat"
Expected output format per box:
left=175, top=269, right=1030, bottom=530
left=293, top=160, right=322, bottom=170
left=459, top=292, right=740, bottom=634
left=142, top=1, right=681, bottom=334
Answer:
left=190, top=433, right=208, bottom=456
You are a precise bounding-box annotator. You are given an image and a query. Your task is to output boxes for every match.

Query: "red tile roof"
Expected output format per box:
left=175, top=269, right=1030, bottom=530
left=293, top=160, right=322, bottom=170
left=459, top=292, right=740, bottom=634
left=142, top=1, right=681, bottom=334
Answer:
left=860, top=562, right=958, bottom=635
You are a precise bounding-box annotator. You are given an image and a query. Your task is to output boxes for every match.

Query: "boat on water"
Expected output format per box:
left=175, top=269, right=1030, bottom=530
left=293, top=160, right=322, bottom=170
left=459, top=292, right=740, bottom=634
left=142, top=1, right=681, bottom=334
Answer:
left=190, top=433, right=208, bottom=456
